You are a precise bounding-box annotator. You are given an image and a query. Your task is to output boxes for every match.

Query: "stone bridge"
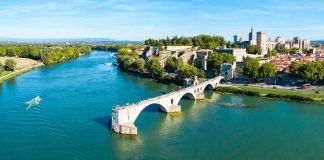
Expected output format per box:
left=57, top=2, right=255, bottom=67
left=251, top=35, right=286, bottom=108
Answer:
left=111, top=76, right=224, bottom=134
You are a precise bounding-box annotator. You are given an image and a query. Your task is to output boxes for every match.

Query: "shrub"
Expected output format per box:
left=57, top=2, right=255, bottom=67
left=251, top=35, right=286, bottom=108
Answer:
left=5, top=59, right=17, bottom=71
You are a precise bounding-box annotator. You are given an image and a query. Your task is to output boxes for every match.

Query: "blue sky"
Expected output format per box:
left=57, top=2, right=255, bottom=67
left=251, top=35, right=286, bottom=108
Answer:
left=0, top=0, right=323, bottom=41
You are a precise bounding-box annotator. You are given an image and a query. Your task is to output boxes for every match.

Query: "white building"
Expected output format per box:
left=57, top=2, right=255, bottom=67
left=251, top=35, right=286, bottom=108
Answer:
left=215, top=47, right=247, bottom=62
left=235, top=28, right=312, bottom=55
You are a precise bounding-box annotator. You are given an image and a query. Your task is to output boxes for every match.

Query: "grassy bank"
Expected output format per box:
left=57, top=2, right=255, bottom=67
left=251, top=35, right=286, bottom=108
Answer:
left=214, top=86, right=324, bottom=104
left=0, top=63, right=44, bottom=83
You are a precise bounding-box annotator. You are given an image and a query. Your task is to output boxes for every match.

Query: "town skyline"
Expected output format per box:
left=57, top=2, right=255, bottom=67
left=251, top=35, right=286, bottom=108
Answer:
left=0, top=0, right=323, bottom=41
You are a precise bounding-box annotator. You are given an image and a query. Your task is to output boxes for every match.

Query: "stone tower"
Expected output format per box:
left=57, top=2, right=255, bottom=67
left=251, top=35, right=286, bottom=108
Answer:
left=249, top=27, right=256, bottom=45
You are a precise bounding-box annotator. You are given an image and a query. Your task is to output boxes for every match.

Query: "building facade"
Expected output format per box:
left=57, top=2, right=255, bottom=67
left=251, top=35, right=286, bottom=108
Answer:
left=257, top=32, right=267, bottom=55
left=215, top=48, right=247, bottom=62
left=234, top=28, right=311, bottom=55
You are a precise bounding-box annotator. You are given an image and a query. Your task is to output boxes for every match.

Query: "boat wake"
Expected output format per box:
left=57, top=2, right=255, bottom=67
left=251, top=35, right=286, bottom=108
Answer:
left=25, top=96, right=41, bottom=110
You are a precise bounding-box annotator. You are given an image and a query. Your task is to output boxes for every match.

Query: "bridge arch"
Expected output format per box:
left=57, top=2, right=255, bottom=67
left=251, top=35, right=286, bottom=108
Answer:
left=203, top=83, right=214, bottom=91
left=179, top=92, right=195, bottom=100
left=133, top=102, right=168, bottom=124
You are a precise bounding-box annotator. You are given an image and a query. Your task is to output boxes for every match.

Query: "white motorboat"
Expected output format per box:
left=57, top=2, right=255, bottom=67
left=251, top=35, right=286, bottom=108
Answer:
left=25, top=96, right=41, bottom=110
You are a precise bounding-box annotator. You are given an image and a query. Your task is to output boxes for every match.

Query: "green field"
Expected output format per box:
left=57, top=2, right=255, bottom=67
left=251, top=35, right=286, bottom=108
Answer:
left=215, top=86, right=324, bottom=104
left=239, top=86, right=324, bottom=99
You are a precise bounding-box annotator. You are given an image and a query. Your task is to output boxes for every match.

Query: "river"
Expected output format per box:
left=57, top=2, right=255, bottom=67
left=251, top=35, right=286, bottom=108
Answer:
left=1, top=51, right=324, bottom=160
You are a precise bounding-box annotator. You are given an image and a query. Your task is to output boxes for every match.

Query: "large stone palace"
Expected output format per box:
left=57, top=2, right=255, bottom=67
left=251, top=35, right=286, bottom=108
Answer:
left=234, top=27, right=311, bottom=55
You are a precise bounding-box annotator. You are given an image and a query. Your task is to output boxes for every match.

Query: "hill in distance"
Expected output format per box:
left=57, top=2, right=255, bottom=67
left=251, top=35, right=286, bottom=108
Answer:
left=0, top=37, right=143, bottom=44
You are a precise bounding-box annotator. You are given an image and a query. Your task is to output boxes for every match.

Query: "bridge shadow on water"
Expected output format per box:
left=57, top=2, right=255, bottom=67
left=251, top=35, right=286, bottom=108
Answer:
left=93, top=116, right=112, bottom=129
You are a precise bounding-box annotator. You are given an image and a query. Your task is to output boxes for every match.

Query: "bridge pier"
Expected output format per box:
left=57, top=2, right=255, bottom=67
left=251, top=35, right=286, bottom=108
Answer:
left=119, top=123, right=137, bottom=134
left=168, top=104, right=181, bottom=112
left=195, top=92, right=205, bottom=100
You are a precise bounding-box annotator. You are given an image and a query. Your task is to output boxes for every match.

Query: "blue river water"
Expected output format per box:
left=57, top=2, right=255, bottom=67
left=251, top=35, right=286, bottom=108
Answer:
left=1, top=51, right=324, bottom=160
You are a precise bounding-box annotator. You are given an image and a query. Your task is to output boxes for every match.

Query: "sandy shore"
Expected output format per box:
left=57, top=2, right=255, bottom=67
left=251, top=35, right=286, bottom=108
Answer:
left=0, top=57, right=44, bottom=82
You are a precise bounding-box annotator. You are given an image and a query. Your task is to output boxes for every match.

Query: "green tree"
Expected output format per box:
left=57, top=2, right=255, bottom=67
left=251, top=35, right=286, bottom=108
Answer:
left=175, top=57, right=184, bottom=69
left=5, top=59, right=17, bottom=71
left=232, top=43, right=239, bottom=48
left=143, top=34, right=225, bottom=49
left=176, top=64, right=205, bottom=82
left=265, top=49, right=278, bottom=57
left=247, top=45, right=261, bottom=55
left=0, top=47, right=6, bottom=56
left=299, top=61, right=324, bottom=82
left=207, top=42, right=217, bottom=49
left=117, top=55, right=133, bottom=70
left=243, top=57, right=260, bottom=79
left=164, top=57, right=177, bottom=73
left=117, top=48, right=130, bottom=55
left=207, top=53, right=223, bottom=71
left=258, top=62, right=277, bottom=82
left=0, top=62, right=3, bottom=75
left=132, top=58, right=145, bottom=72
left=145, top=57, right=164, bottom=79
left=207, top=53, right=235, bottom=72
left=63, top=47, right=78, bottom=59
left=222, top=54, right=236, bottom=63
left=290, top=47, right=300, bottom=54
left=289, top=61, right=302, bottom=75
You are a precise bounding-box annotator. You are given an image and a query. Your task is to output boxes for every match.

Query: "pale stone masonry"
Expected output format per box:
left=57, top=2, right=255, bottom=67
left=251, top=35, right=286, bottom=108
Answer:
left=215, top=47, right=247, bottom=62
left=235, top=27, right=311, bottom=55
left=111, top=76, right=224, bottom=135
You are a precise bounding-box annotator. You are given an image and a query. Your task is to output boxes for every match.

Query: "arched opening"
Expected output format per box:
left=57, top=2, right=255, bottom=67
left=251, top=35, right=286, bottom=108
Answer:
left=177, top=92, right=196, bottom=112
left=180, top=92, right=195, bottom=100
left=203, top=84, right=214, bottom=91
left=220, top=78, right=226, bottom=84
left=141, top=103, right=168, bottom=113
left=135, top=103, right=168, bottom=133
left=171, top=98, right=174, bottom=104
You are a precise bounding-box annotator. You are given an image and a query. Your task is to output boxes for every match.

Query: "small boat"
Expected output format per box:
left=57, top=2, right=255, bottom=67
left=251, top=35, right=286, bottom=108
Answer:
left=25, top=96, right=41, bottom=110
left=104, top=57, right=113, bottom=65
left=104, top=61, right=113, bottom=66
left=113, top=62, right=119, bottom=66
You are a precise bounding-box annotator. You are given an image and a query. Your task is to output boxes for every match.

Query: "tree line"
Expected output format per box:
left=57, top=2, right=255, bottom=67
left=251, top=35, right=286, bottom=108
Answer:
left=92, top=44, right=143, bottom=52
left=243, top=57, right=277, bottom=82
left=0, top=44, right=92, bottom=65
left=116, top=47, right=205, bottom=83
left=144, top=34, right=226, bottom=49
left=289, top=61, right=324, bottom=83
left=206, top=53, right=236, bottom=73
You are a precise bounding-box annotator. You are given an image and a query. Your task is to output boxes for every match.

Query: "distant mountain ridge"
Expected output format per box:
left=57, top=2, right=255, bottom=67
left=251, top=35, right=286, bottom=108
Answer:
left=0, top=37, right=143, bottom=44
left=311, top=39, right=324, bottom=44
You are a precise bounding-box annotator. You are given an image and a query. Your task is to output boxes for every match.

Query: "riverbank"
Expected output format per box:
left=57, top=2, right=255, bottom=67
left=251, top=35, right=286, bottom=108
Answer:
left=119, top=68, right=182, bottom=85
left=214, top=86, right=324, bottom=104
left=0, top=57, right=44, bottom=83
